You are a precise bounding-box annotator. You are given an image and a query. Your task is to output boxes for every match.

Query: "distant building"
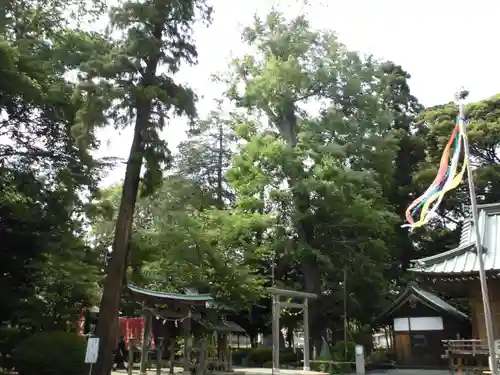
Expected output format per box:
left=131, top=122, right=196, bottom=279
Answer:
left=374, top=283, right=470, bottom=367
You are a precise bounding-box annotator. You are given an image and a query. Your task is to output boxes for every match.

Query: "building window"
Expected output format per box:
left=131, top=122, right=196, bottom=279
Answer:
left=411, top=334, right=427, bottom=347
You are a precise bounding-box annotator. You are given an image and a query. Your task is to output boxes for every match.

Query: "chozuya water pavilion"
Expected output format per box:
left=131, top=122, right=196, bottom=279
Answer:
left=410, top=203, right=500, bottom=372
left=125, top=284, right=245, bottom=375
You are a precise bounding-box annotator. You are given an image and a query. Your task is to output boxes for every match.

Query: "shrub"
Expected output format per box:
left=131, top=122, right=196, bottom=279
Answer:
left=13, top=331, right=88, bottom=375
left=231, top=347, right=252, bottom=365
left=246, top=347, right=272, bottom=367
left=231, top=347, right=303, bottom=367
left=0, top=326, right=27, bottom=371
left=332, top=340, right=355, bottom=361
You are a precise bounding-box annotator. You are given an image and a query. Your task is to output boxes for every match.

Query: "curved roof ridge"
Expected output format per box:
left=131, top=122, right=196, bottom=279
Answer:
left=411, top=243, right=475, bottom=266
left=373, top=283, right=469, bottom=324
left=128, top=284, right=214, bottom=301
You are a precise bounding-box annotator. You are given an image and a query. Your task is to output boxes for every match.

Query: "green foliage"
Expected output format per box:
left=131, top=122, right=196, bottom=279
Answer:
left=90, top=176, right=272, bottom=308
left=231, top=347, right=301, bottom=367
left=331, top=340, right=355, bottom=362
left=0, top=327, right=27, bottom=370
left=13, top=331, right=87, bottom=375
left=225, top=11, right=405, bottom=344
left=177, top=105, right=237, bottom=207
left=6, top=0, right=500, bottom=371
left=0, top=0, right=106, bottom=332
left=409, top=95, right=500, bottom=260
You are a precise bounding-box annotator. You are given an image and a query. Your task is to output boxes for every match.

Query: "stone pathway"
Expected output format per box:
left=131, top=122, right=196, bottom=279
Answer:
left=113, top=368, right=452, bottom=375
left=362, top=370, right=450, bottom=375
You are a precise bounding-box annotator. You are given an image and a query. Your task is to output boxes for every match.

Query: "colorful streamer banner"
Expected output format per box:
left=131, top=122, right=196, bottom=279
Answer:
left=403, top=115, right=469, bottom=229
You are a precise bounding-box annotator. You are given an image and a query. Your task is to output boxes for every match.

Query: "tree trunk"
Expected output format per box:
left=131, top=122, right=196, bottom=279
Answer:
left=301, top=258, right=323, bottom=357
left=91, top=26, right=162, bottom=372
left=272, top=103, right=324, bottom=357
left=90, top=110, right=148, bottom=375
left=216, top=121, right=223, bottom=208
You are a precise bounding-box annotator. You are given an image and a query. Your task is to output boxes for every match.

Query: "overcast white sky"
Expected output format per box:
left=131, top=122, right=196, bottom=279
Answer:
left=95, top=0, right=500, bottom=186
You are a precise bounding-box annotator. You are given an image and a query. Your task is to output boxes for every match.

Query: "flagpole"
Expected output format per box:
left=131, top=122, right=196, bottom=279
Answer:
left=456, top=90, right=497, bottom=373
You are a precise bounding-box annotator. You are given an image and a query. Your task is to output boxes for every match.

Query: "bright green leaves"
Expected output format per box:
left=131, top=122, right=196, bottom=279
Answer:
left=91, top=176, right=271, bottom=307
left=71, top=0, right=211, bottom=199
left=224, top=11, right=411, bottom=331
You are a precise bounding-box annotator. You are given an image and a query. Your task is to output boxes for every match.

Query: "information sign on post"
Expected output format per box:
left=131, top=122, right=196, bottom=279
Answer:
left=85, top=337, right=100, bottom=364
left=495, top=339, right=500, bottom=356
left=355, top=345, right=365, bottom=375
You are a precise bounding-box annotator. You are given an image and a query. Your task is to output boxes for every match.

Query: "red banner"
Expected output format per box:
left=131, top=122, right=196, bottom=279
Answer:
left=119, top=317, right=155, bottom=349
left=77, top=310, right=85, bottom=336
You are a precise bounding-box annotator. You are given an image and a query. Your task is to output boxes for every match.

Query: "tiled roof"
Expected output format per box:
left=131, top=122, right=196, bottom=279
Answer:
left=410, top=203, right=500, bottom=275
left=374, top=283, right=468, bottom=323
left=195, top=318, right=246, bottom=333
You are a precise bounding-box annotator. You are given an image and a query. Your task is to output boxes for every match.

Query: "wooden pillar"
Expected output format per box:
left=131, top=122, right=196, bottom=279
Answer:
left=303, top=297, right=310, bottom=371
left=183, top=314, right=192, bottom=375
left=128, top=337, right=137, bottom=375
left=272, top=294, right=280, bottom=374
left=168, top=340, right=175, bottom=375
left=227, top=333, right=232, bottom=371
left=197, top=336, right=206, bottom=375
left=140, top=309, right=153, bottom=375
left=156, top=337, right=163, bottom=375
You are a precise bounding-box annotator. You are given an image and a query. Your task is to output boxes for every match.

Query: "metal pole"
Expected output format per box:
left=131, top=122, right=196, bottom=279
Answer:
left=343, top=267, right=348, bottom=361
left=457, top=92, right=497, bottom=374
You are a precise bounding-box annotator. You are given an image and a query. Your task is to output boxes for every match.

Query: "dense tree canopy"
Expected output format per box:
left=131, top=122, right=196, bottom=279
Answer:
left=3, top=0, right=500, bottom=373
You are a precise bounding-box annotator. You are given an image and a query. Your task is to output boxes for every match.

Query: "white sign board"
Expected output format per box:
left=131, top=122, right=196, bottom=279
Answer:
left=355, top=345, right=365, bottom=375
left=495, top=340, right=500, bottom=355
left=85, top=337, right=100, bottom=364
left=393, top=317, right=444, bottom=332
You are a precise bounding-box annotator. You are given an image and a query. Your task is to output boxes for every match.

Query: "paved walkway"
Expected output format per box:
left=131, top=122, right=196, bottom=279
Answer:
left=113, top=368, right=452, bottom=375
left=366, top=370, right=450, bottom=375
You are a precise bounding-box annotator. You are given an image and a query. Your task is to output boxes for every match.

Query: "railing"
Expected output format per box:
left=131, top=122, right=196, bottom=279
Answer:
left=442, top=339, right=489, bottom=357
left=442, top=340, right=490, bottom=375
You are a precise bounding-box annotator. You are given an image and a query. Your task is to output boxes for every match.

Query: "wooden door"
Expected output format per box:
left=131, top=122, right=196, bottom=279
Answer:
left=395, top=333, right=411, bottom=365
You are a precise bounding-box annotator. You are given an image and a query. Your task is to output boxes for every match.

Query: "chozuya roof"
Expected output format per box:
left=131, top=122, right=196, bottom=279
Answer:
left=410, top=202, right=500, bottom=275
left=374, top=283, right=469, bottom=324
left=128, top=284, right=214, bottom=302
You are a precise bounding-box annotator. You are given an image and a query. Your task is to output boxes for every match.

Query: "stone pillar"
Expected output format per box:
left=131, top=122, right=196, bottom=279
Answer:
left=272, top=295, right=280, bottom=374
left=303, top=298, right=310, bottom=371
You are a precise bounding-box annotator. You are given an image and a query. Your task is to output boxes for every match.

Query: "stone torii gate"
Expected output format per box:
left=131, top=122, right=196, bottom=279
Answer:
left=267, top=287, right=317, bottom=374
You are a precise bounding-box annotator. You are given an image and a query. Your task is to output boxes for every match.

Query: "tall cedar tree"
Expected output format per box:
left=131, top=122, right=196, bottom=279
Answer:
left=74, top=1, right=212, bottom=373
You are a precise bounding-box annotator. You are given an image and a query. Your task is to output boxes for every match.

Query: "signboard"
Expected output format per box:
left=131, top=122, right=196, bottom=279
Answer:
left=85, top=337, right=100, bottom=364
left=355, top=345, right=364, bottom=355
left=495, top=339, right=500, bottom=355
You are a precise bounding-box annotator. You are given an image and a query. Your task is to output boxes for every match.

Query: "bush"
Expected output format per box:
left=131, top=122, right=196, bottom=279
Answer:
left=231, top=347, right=303, bottom=367
left=332, top=340, right=355, bottom=361
left=232, top=347, right=252, bottom=365
left=0, top=326, right=27, bottom=370
left=246, top=347, right=272, bottom=367
left=13, top=331, right=88, bottom=375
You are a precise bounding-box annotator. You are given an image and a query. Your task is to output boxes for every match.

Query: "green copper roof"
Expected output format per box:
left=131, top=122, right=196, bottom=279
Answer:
left=128, top=284, right=214, bottom=302
left=374, top=283, right=468, bottom=323
left=410, top=203, right=500, bottom=275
